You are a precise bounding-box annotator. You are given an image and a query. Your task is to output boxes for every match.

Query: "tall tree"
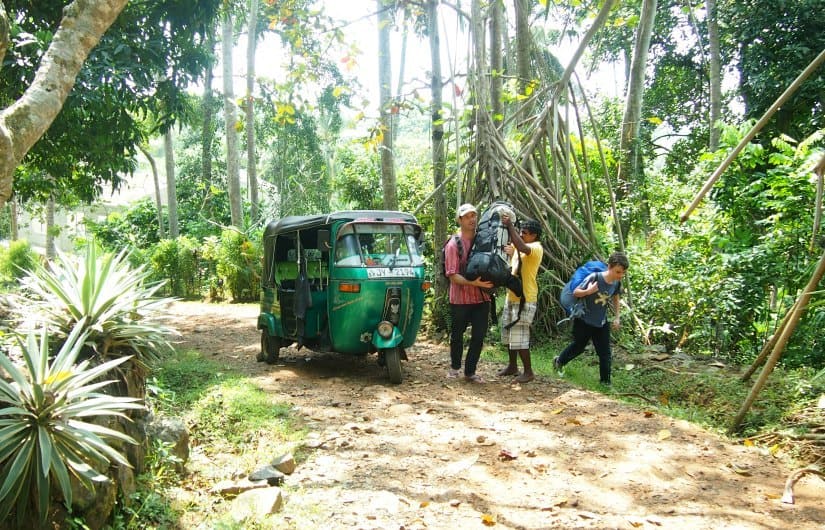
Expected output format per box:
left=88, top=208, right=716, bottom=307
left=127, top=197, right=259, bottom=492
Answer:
left=616, top=0, right=657, bottom=238
left=137, top=143, right=165, bottom=240
left=202, top=29, right=217, bottom=193
left=0, top=0, right=129, bottom=207
left=707, top=0, right=722, bottom=151
left=489, top=0, right=504, bottom=126
left=246, top=0, right=260, bottom=224
left=428, top=0, right=449, bottom=324
left=223, top=10, right=243, bottom=228
left=164, top=128, right=179, bottom=237
left=377, top=0, right=398, bottom=210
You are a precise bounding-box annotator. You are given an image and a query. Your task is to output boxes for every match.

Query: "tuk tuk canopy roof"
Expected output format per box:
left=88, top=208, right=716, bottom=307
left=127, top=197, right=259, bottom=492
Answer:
left=263, top=210, right=418, bottom=239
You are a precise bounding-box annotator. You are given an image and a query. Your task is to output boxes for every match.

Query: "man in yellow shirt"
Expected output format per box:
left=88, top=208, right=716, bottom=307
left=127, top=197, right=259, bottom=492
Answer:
left=498, top=217, right=544, bottom=383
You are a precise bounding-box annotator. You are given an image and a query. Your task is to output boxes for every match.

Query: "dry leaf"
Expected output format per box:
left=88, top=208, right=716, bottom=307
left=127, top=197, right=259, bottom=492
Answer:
left=643, top=411, right=654, bottom=418
left=419, top=500, right=430, bottom=508
left=657, top=429, right=671, bottom=441
left=743, top=439, right=754, bottom=447
left=481, top=513, right=497, bottom=526
left=550, top=407, right=565, bottom=415
left=769, top=444, right=781, bottom=456
left=566, top=418, right=582, bottom=426
left=498, top=449, right=519, bottom=461
left=728, top=463, right=751, bottom=476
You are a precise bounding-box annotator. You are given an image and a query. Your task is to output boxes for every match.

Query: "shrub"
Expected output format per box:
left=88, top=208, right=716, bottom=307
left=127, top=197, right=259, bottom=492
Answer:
left=0, top=325, right=143, bottom=524
left=20, top=245, right=176, bottom=367
left=215, top=230, right=260, bottom=303
left=0, top=240, right=39, bottom=285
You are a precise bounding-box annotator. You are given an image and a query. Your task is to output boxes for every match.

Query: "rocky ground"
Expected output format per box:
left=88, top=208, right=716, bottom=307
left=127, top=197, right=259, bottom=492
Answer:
left=165, top=301, right=824, bottom=529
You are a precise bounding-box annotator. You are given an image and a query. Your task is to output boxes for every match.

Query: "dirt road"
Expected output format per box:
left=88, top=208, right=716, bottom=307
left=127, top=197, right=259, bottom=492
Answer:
left=167, top=301, right=824, bottom=529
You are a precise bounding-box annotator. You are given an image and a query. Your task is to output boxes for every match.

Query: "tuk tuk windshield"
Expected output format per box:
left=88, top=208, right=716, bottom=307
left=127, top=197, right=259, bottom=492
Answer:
left=335, top=222, right=424, bottom=267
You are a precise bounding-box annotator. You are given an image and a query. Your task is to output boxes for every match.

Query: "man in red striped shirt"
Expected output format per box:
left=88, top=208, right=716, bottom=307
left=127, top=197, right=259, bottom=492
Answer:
left=444, top=203, right=494, bottom=383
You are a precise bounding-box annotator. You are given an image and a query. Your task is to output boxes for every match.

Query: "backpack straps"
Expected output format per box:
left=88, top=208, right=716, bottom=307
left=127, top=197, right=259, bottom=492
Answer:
left=503, top=250, right=526, bottom=330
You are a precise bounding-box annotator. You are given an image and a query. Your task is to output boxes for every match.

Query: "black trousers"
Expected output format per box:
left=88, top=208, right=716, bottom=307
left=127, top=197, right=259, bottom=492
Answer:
left=557, top=318, right=612, bottom=384
left=449, top=301, right=490, bottom=376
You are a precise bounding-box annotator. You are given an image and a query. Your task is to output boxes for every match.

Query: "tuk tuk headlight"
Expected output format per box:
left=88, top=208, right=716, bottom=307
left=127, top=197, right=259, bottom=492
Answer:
left=377, top=320, right=394, bottom=339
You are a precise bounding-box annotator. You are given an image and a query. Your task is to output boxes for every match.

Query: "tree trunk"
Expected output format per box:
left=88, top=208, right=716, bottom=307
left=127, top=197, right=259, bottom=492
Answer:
left=246, top=0, right=259, bottom=224
left=514, top=0, right=531, bottom=119
left=223, top=12, right=243, bottom=228
left=707, top=0, right=722, bottom=151
left=0, top=0, right=130, bottom=207
left=45, top=194, right=55, bottom=260
left=138, top=143, right=165, bottom=239
left=616, top=0, right=657, bottom=239
left=10, top=198, right=18, bottom=240
left=489, top=0, right=504, bottom=126
left=202, top=31, right=216, bottom=188
left=428, top=0, right=449, bottom=328
left=164, top=129, right=179, bottom=238
left=377, top=0, right=398, bottom=210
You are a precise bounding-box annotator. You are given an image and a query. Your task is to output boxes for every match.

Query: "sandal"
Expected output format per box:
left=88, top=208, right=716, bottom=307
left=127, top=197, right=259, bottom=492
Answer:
left=465, top=374, right=485, bottom=384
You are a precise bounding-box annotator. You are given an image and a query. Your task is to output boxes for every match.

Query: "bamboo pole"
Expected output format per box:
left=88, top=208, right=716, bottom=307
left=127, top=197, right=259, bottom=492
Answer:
left=681, top=48, right=825, bottom=223
left=740, top=298, right=799, bottom=381
left=729, top=247, right=825, bottom=433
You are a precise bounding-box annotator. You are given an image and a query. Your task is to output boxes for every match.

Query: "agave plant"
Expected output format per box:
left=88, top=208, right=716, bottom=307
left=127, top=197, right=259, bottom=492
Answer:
left=0, top=324, right=144, bottom=524
left=21, top=245, right=176, bottom=366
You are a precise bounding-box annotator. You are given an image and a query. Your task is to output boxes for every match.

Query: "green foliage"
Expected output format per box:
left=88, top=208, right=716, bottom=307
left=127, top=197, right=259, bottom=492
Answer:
left=20, top=245, right=176, bottom=366
left=149, top=237, right=200, bottom=298
left=0, top=240, right=39, bottom=285
left=0, top=325, right=142, bottom=524
left=85, top=199, right=163, bottom=252
left=722, top=0, right=825, bottom=138
left=3, top=1, right=223, bottom=206
left=109, top=439, right=182, bottom=530
left=332, top=145, right=382, bottom=210
left=215, top=230, right=261, bottom=303
left=628, top=124, right=825, bottom=367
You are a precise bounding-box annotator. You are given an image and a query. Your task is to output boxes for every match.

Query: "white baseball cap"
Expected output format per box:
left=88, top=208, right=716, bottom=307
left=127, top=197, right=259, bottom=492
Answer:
left=457, top=203, right=477, bottom=219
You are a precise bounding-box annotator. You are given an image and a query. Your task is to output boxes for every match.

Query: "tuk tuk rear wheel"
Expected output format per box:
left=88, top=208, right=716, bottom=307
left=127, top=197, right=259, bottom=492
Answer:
left=261, top=332, right=281, bottom=364
left=384, top=347, right=402, bottom=384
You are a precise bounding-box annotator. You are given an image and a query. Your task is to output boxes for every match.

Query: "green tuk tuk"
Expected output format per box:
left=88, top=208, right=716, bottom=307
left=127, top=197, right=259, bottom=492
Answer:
left=256, top=210, right=431, bottom=383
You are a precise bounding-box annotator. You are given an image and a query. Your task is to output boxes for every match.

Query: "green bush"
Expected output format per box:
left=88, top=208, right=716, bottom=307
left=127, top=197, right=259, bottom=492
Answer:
left=149, top=236, right=200, bottom=298
left=0, top=239, right=39, bottom=285
left=215, top=230, right=260, bottom=303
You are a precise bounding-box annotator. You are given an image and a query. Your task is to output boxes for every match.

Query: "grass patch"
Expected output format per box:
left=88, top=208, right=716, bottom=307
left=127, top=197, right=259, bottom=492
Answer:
left=114, top=350, right=307, bottom=529
left=485, top=338, right=822, bottom=446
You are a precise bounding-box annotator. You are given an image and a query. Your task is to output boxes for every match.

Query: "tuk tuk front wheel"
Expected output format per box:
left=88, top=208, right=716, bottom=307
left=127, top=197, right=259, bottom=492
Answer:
left=261, top=332, right=281, bottom=364
left=383, top=347, right=403, bottom=384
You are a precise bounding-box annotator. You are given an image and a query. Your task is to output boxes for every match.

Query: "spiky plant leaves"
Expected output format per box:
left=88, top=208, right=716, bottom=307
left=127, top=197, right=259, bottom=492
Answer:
left=0, top=325, right=144, bottom=524
left=21, top=245, right=177, bottom=366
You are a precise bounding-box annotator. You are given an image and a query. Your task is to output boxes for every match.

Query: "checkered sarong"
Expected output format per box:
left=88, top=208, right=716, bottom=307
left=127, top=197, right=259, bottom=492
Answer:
left=500, top=301, right=537, bottom=350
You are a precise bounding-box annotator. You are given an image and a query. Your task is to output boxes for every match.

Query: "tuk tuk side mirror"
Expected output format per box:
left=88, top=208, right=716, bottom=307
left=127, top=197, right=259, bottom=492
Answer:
left=317, top=229, right=330, bottom=250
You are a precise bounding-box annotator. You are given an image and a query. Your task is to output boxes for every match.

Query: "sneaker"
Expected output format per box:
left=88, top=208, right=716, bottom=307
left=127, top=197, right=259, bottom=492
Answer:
left=553, top=356, right=564, bottom=376
left=465, top=374, right=485, bottom=384
left=447, top=368, right=460, bottom=379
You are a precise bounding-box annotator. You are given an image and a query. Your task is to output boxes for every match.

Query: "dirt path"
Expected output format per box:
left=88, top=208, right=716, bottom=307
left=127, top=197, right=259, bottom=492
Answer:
left=166, top=301, right=824, bottom=529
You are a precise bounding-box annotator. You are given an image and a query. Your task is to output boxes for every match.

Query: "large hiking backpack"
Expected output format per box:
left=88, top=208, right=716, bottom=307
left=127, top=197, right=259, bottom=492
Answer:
left=464, top=200, right=523, bottom=297
left=559, top=260, right=607, bottom=318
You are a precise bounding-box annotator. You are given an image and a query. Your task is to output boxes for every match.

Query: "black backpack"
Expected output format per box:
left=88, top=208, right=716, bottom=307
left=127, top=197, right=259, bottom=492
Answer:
left=440, top=235, right=464, bottom=278
left=464, top=201, right=523, bottom=298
